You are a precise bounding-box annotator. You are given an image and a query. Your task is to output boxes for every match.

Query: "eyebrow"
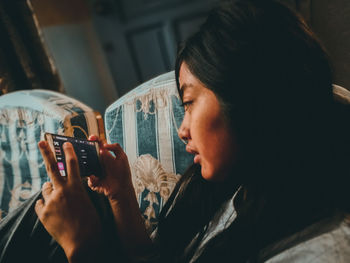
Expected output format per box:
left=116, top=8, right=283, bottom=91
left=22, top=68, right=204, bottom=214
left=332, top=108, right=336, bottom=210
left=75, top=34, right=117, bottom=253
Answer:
left=179, top=83, right=194, bottom=100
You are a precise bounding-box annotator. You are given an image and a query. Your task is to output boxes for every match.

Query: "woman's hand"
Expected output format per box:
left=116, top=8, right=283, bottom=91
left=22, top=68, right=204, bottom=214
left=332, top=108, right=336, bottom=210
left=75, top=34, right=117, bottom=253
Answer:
left=87, top=136, right=153, bottom=259
left=35, top=141, right=102, bottom=262
left=87, top=135, right=134, bottom=202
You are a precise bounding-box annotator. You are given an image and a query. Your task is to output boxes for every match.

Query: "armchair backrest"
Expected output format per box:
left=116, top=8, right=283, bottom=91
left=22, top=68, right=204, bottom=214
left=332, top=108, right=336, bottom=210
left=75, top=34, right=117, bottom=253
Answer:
left=105, top=71, right=193, bottom=231
left=0, top=89, right=102, bottom=219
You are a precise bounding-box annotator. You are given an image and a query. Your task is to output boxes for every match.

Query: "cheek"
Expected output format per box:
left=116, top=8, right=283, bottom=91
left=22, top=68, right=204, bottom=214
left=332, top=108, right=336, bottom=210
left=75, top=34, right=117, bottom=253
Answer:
left=197, top=118, right=237, bottom=181
left=203, top=138, right=236, bottom=181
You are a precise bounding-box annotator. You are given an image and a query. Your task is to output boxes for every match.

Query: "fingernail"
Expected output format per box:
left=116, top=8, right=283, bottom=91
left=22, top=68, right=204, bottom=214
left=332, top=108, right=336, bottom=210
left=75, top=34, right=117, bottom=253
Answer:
left=38, top=141, right=46, bottom=148
left=63, top=142, right=71, bottom=148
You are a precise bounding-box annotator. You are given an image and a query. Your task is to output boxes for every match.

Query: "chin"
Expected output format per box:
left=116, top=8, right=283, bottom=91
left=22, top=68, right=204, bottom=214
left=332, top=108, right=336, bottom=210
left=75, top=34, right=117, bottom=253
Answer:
left=201, top=165, right=219, bottom=181
left=201, top=164, right=229, bottom=182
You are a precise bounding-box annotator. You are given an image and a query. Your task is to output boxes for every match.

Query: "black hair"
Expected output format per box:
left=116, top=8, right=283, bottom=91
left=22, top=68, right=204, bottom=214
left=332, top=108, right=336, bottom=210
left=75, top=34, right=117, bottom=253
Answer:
left=157, top=0, right=350, bottom=261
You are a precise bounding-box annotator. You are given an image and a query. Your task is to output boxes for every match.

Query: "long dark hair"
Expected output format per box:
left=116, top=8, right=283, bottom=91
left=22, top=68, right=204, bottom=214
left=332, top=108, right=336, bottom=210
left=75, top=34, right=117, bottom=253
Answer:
left=156, top=0, right=349, bottom=261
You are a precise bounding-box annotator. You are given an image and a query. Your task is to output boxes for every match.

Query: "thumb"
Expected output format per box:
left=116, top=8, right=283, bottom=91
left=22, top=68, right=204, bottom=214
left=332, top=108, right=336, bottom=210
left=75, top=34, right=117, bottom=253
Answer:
left=100, top=149, right=118, bottom=171
left=35, top=199, right=44, bottom=219
left=88, top=175, right=100, bottom=188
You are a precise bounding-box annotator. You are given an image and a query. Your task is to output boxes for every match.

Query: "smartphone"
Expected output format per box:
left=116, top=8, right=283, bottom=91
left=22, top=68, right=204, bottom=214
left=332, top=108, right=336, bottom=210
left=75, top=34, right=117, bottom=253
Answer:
left=44, top=133, right=103, bottom=177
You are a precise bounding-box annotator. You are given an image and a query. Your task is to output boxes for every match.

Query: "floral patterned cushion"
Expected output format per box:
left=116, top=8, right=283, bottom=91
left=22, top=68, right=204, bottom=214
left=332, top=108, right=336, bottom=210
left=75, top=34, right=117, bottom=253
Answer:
left=0, top=89, right=102, bottom=219
left=105, top=71, right=193, bottom=231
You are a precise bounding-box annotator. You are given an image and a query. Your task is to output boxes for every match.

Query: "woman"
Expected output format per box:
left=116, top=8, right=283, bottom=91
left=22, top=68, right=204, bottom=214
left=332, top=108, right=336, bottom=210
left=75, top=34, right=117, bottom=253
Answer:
left=7, top=0, right=350, bottom=262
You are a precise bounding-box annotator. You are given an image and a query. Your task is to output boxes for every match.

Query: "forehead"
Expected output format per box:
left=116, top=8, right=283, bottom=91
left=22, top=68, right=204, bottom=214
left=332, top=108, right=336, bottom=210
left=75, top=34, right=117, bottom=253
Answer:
left=178, top=63, right=206, bottom=97
left=179, top=63, right=197, bottom=87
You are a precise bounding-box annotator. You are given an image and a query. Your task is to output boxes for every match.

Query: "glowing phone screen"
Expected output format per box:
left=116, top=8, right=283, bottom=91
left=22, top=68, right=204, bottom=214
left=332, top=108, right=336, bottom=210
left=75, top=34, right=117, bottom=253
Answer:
left=49, top=134, right=102, bottom=177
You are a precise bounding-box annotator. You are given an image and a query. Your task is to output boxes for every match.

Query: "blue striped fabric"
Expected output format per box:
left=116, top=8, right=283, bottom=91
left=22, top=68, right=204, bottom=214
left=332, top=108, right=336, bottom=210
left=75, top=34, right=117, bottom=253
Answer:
left=172, top=96, right=192, bottom=175
left=136, top=100, right=158, bottom=159
left=105, top=71, right=193, bottom=231
left=105, top=105, right=124, bottom=150
left=0, top=90, right=100, bottom=220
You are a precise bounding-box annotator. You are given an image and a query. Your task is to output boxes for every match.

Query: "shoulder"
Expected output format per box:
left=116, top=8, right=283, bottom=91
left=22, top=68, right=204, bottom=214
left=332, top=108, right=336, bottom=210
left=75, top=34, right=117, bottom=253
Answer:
left=259, top=213, right=350, bottom=263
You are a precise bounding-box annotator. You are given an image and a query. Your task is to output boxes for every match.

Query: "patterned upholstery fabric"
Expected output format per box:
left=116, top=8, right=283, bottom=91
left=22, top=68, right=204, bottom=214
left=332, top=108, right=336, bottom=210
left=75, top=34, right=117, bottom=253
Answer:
left=0, top=89, right=102, bottom=219
left=105, top=71, right=193, bottom=231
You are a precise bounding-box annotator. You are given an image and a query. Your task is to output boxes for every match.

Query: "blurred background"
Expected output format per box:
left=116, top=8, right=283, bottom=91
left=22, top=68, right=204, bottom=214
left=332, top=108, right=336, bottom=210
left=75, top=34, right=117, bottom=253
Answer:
left=0, top=0, right=349, bottom=114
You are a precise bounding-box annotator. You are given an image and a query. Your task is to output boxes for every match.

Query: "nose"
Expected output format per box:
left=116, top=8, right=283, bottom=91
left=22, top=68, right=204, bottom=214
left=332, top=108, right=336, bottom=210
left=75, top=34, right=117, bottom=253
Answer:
left=178, top=117, right=190, bottom=144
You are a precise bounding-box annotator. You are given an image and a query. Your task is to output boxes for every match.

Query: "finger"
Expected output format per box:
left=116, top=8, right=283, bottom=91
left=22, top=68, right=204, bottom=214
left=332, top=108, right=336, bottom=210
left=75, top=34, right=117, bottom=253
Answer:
left=103, top=143, right=124, bottom=157
left=89, top=135, right=106, bottom=149
left=42, top=181, right=53, bottom=200
left=88, top=175, right=100, bottom=187
left=88, top=134, right=99, bottom=141
left=38, top=141, right=64, bottom=187
left=100, top=148, right=128, bottom=173
left=87, top=177, right=94, bottom=189
left=35, top=199, right=44, bottom=218
left=87, top=177, right=98, bottom=191
left=62, top=142, right=81, bottom=185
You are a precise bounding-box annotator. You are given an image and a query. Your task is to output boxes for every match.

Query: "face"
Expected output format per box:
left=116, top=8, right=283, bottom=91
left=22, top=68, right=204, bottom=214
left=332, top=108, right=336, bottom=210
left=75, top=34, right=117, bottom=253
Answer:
left=178, top=62, right=238, bottom=181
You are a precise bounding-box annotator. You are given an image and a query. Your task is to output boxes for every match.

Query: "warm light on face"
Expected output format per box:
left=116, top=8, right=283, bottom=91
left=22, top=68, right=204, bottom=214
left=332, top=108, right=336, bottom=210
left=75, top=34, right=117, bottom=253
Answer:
left=178, top=62, right=238, bottom=181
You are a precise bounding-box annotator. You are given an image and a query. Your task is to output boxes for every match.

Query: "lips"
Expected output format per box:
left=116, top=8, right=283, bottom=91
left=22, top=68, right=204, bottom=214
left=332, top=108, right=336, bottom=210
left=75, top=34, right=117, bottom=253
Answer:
left=186, top=145, right=200, bottom=164
left=186, top=145, right=198, bottom=155
left=193, top=154, right=200, bottom=164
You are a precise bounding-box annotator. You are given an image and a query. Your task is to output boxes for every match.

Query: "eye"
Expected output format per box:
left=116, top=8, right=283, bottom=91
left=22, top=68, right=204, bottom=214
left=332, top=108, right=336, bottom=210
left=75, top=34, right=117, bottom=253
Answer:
left=181, top=101, right=193, bottom=111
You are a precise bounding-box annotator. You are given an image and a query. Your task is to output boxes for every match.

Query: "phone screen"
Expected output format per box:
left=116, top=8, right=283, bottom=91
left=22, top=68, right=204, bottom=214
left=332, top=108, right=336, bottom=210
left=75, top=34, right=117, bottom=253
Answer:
left=45, top=133, right=103, bottom=177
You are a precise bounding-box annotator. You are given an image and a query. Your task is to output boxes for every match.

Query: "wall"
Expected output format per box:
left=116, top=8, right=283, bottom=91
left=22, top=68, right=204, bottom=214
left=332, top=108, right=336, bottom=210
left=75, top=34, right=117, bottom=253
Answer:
left=310, top=0, right=350, bottom=90
left=30, top=0, right=118, bottom=115
left=285, top=0, right=350, bottom=90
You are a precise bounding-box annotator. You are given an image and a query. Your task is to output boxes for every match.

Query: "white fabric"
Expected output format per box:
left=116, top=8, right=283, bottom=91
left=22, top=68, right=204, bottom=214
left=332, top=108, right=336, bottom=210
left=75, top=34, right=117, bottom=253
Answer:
left=263, top=215, right=350, bottom=263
